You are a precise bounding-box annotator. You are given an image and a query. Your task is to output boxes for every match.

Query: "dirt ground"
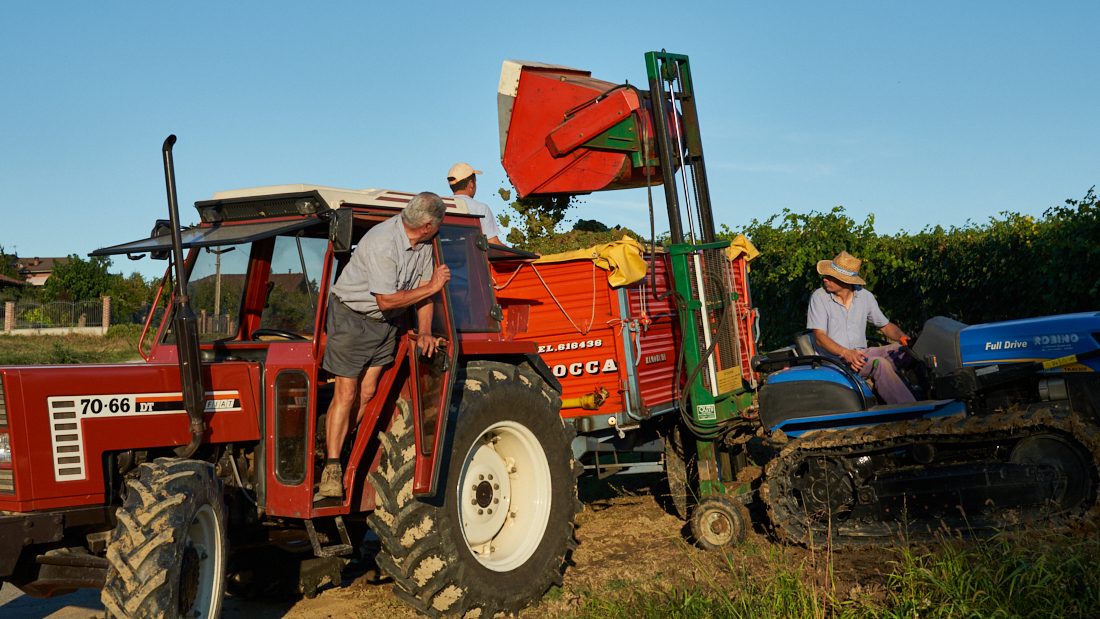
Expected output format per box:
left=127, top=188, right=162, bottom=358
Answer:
left=0, top=472, right=902, bottom=619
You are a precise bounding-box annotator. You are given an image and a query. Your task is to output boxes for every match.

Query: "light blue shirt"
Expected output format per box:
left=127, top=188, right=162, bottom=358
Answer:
left=806, top=287, right=889, bottom=351
left=331, top=215, right=435, bottom=320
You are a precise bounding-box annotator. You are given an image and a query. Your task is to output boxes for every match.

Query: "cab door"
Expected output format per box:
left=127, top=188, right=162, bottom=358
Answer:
left=409, top=233, right=460, bottom=497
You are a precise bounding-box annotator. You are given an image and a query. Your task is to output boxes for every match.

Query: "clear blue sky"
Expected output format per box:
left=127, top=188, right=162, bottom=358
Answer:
left=2, top=1, right=1096, bottom=280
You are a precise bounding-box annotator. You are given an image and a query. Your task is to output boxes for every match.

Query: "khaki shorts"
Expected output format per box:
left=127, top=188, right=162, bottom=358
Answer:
left=321, top=295, right=398, bottom=378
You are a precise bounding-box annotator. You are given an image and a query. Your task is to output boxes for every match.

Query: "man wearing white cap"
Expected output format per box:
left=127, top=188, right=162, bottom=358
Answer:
left=447, top=163, right=505, bottom=245
left=807, top=251, right=915, bottom=404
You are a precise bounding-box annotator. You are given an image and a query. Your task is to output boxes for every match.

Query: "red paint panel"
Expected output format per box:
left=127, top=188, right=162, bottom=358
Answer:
left=492, top=259, right=625, bottom=418
left=625, top=254, right=680, bottom=411
left=546, top=90, right=640, bottom=157
left=504, top=71, right=636, bottom=198
left=1, top=362, right=259, bottom=511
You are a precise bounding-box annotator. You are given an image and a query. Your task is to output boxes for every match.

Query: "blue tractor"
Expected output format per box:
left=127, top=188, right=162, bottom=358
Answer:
left=754, top=312, right=1100, bottom=547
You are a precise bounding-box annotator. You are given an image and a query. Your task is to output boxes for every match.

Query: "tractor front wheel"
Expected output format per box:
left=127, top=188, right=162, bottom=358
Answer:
left=102, top=458, right=228, bottom=619
left=691, top=494, right=750, bottom=551
left=369, top=360, right=581, bottom=617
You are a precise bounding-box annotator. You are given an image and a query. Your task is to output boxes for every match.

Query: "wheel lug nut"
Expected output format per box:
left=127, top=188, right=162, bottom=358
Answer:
left=478, top=509, right=483, bottom=515
left=479, top=474, right=484, bottom=480
left=471, top=499, right=477, bottom=505
left=494, top=483, right=499, bottom=489
left=471, top=485, right=478, bottom=491
left=487, top=508, right=493, bottom=514
left=488, top=474, right=493, bottom=480
left=493, top=498, right=499, bottom=504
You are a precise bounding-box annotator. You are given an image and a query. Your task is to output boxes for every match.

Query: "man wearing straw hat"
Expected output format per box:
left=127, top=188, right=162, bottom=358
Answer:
left=807, top=251, right=915, bottom=404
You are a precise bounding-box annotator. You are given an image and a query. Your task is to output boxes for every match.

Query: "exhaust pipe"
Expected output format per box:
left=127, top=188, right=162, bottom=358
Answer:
left=162, top=135, right=207, bottom=458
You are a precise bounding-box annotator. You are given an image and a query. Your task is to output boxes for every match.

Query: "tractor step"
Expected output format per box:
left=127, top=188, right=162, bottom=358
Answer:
left=305, top=516, right=354, bottom=558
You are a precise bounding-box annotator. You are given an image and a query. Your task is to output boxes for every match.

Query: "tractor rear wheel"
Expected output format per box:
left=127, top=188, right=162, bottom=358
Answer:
left=369, top=360, right=581, bottom=617
left=102, top=458, right=227, bottom=619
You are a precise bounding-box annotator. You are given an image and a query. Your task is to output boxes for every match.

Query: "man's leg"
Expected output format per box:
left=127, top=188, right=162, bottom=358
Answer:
left=859, top=345, right=916, bottom=404
left=319, top=372, right=362, bottom=498
left=319, top=366, right=385, bottom=498
left=326, top=373, right=363, bottom=460
left=354, top=365, right=385, bottom=426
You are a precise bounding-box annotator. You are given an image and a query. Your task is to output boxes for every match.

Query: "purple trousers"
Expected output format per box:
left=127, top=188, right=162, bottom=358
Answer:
left=856, top=344, right=915, bottom=404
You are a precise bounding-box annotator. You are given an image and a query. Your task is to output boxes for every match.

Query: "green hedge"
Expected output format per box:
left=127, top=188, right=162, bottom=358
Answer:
left=725, top=188, right=1099, bottom=350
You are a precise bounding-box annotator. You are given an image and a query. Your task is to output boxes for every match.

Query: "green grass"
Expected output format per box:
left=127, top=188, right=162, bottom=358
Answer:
left=568, top=532, right=1100, bottom=619
left=0, top=328, right=145, bottom=365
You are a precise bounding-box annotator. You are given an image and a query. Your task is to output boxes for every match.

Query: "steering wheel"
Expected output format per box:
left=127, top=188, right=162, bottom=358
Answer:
left=251, top=328, right=309, bottom=341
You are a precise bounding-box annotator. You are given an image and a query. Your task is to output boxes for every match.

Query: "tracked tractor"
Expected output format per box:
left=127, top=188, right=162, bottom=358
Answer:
left=0, top=137, right=582, bottom=617
left=494, top=51, right=1100, bottom=549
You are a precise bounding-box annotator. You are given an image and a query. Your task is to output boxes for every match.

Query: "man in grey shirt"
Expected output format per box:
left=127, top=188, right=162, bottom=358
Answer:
left=807, top=251, right=915, bottom=404
left=319, top=192, right=451, bottom=498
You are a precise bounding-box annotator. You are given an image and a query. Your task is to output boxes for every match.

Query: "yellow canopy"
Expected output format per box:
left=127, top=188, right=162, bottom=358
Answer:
left=535, top=235, right=649, bottom=287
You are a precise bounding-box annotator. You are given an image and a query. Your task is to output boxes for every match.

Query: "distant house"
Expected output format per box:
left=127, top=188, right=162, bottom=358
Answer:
left=13, top=257, right=69, bottom=286
left=0, top=273, right=25, bottom=290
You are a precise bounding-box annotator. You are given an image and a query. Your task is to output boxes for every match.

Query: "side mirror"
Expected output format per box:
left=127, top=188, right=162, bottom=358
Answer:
left=150, top=219, right=172, bottom=260
left=329, top=209, right=353, bottom=253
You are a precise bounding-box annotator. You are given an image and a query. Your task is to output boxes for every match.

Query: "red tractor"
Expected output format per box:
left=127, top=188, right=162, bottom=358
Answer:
left=0, top=138, right=582, bottom=618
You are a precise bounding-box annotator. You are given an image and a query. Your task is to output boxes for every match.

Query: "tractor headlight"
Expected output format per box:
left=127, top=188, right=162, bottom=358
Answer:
left=0, top=434, right=10, bottom=464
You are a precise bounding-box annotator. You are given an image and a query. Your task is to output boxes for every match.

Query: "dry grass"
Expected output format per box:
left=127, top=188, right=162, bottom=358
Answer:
left=0, top=325, right=145, bottom=365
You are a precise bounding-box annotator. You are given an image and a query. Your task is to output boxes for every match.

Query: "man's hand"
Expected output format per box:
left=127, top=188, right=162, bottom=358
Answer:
left=417, top=332, right=445, bottom=357
left=840, top=348, right=868, bottom=371
left=430, top=265, right=451, bottom=292
left=899, top=335, right=912, bottom=348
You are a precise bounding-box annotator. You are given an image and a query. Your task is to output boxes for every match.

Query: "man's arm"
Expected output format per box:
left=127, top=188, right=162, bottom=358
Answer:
left=879, top=322, right=909, bottom=345
left=812, top=329, right=868, bottom=371
left=376, top=265, right=451, bottom=312
left=414, top=294, right=442, bottom=356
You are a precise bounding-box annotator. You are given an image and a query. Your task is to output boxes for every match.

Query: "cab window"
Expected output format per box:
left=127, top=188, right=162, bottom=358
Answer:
left=258, top=235, right=327, bottom=336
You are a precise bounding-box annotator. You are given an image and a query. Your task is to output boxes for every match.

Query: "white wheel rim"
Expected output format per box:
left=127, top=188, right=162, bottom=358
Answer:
left=184, top=503, right=223, bottom=618
left=457, top=420, right=552, bottom=572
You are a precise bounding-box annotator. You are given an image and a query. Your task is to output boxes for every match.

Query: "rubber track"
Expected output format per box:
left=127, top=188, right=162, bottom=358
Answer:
left=760, top=408, right=1100, bottom=549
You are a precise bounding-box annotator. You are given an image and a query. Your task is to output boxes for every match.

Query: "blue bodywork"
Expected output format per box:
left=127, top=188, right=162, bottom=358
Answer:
left=765, top=363, right=874, bottom=399
left=774, top=399, right=965, bottom=437
left=959, top=312, right=1100, bottom=371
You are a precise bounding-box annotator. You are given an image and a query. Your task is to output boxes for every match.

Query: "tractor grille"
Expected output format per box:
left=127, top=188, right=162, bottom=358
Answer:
left=0, top=376, right=6, bottom=427
left=0, top=470, right=13, bottom=494
left=687, top=248, right=742, bottom=396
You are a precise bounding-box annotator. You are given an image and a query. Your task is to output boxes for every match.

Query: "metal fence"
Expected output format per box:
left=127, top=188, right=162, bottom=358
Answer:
left=13, top=300, right=104, bottom=329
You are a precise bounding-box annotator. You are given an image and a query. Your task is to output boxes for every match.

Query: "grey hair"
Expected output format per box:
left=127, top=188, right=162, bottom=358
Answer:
left=401, top=192, right=446, bottom=228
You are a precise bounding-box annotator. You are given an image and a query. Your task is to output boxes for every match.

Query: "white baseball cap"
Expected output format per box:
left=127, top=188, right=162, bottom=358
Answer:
left=447, top=162, right=483, bottom=184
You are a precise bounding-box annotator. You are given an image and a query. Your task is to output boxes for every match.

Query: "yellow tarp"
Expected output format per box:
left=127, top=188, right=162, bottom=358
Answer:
left=535, top=235, right=648, bottom=287
left=724, top=233, right=759, bottom=263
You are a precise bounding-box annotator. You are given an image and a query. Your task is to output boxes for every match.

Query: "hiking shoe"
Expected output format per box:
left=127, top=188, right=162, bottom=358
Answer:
left=318, top=463, right=344, bottom=498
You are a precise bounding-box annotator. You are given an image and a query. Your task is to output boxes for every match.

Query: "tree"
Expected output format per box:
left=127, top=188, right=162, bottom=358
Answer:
left=43, top=254, right=114, bottom=302
left=106, top=272, right=158, bottom=322
left=0, top=245, right=20, bottom=281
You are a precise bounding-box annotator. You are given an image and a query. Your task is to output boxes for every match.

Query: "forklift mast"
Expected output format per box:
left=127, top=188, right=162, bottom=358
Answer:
left=499, top=52, right=754, bottom=496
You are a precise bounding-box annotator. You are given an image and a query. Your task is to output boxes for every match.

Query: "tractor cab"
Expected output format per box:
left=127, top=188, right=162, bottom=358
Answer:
left=91, top=185, right=526, bottom=516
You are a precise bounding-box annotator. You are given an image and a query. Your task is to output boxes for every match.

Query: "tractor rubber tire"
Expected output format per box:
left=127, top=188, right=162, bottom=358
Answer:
left=664, top=422, right=694, bottom=520
left=368, top=360, right=582, bottom=617
left=102, top=458, right=228, bottom=619
left=691, top=494, right=750, bottom=551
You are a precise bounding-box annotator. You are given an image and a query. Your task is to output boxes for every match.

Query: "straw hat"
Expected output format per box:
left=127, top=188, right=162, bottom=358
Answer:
left=816, top=251, right=866, bottom=286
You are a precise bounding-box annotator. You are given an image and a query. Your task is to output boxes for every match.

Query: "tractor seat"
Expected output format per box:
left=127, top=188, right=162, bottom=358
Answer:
left=794, top=330, right=817, bottom=356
